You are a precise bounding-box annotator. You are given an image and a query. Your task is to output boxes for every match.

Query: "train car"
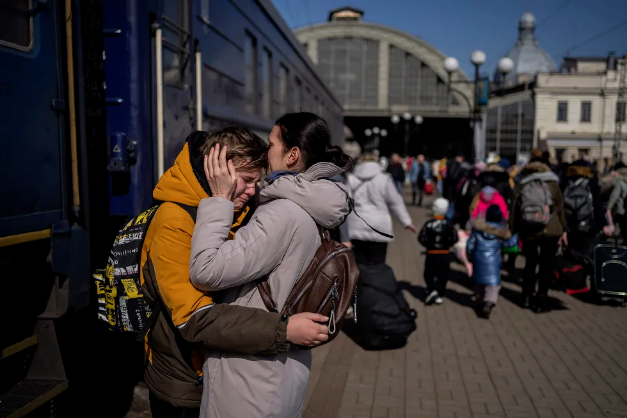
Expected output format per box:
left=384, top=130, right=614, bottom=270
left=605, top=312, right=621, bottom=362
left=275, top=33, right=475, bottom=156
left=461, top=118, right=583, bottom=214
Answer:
left=0, top=0, right=343, bottom=417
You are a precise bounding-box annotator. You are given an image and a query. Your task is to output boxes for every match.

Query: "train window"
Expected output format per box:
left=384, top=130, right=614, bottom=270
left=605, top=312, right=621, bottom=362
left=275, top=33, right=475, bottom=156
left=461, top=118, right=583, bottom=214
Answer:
left=0, top=0, right=33, bottom=52
left=261, top=48, right=272, bottom=118
left=278, top=64, right=289, bottom=115
left=162, top=0, right=190, bottom=87
left=294, top=78, right=302, bottom=111
left=244, top=32, right=258, bottom=114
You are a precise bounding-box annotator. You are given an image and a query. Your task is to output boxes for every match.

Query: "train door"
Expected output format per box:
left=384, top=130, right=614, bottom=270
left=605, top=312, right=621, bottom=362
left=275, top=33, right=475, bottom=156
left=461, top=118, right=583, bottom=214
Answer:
left=159, top=0, right=196, bottom=169
left=0, top=0, right=67, bottom=237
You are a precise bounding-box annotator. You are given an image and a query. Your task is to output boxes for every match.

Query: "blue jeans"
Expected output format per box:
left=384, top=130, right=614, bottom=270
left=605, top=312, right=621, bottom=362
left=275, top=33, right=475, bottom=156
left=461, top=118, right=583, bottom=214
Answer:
left=395, top=181, right=403, bottom=194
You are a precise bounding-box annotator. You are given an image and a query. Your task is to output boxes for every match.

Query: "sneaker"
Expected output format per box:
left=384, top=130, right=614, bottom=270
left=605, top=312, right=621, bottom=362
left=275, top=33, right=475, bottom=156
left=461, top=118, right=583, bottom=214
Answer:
left=425, top=290, right=439, bottom=305
left=434, top=297, right=444, bottom=305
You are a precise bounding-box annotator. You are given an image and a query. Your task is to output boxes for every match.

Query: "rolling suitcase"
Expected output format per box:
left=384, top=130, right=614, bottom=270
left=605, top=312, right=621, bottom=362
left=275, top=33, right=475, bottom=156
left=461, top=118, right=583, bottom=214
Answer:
left=593, top=237, right=627, bottom=304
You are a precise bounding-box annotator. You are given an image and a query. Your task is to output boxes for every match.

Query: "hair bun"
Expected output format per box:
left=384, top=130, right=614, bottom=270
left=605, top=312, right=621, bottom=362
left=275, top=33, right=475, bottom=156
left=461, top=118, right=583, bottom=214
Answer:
left=325, top=145, right=353, bottom=169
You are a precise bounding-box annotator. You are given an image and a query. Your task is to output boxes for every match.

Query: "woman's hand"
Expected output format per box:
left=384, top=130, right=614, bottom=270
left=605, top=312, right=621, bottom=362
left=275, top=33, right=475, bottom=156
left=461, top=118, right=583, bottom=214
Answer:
left=603, top=225, right=615, bottom=236
left=286, top=313, right=329, bottom=346
left=405, top=225, right=418, bottom=234
left=204, top=144, right=237, bottom=201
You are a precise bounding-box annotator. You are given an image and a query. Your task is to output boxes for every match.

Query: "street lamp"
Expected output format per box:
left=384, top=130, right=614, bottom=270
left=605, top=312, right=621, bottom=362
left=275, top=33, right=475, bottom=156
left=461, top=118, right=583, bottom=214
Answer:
left=443, top=57, right=459, bottom=100
left=497, top=57, right=514, bottom=89
left=392, top=113, right=422, bottom=157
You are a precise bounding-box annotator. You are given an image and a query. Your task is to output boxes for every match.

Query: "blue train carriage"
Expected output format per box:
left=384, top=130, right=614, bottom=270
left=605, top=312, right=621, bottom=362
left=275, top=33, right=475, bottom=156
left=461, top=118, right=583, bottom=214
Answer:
left=0, top=0, right=342, bottom=416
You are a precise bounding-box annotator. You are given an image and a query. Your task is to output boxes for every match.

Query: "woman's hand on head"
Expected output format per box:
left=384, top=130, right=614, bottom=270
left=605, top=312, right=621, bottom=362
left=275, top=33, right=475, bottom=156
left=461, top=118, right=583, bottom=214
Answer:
left=204, top=144, right=237, bottom=201
left=286, top=312, right=329, bottom=346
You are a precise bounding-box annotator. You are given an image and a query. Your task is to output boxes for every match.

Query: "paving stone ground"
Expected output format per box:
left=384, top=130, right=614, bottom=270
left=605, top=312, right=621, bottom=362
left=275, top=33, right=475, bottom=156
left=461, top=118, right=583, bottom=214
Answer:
left=302, top=194, right=627, bottom=418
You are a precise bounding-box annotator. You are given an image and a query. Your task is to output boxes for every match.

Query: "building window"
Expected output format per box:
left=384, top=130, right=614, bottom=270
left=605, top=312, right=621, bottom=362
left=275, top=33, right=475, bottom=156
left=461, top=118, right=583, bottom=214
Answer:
left=580, top=101, right=591, bottom=122
left=294, top=77, right=302, bottom=111
left=244, top=32, right=258, bottom=114
left=162, top=0, right=190, bottom=87
left=261, top=48, right=272, bottom=118
left=557, top=101, right=568, bottom=122
left=0, top=0, right=33, bottom=51
left=278, top=64, right=288, bottom=115
left=617, top=101, right=626, bottom=122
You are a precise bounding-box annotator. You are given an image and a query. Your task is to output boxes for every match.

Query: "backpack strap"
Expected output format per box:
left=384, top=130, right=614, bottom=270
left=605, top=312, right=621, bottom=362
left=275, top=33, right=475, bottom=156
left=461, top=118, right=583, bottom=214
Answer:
left=334, top=182, right=394, bottom=239
left=135, top=201, right=198, bottom=342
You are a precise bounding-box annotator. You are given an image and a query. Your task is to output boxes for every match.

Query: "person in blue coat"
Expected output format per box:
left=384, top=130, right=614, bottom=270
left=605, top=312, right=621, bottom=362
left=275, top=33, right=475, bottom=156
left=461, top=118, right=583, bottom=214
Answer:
left=467, top=204, right=517, bottom=318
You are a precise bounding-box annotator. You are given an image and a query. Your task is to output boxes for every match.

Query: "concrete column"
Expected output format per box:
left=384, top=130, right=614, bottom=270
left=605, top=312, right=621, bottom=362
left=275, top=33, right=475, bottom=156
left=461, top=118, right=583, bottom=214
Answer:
left=378, top=41, right=389, bottom=109
left=307, top=40, right=318, bottom=64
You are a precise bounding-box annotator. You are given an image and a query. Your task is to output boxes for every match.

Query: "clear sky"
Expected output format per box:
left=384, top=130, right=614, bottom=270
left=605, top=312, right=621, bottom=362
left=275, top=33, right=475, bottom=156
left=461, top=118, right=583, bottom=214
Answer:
left=273, top=0, right=627, bottom=78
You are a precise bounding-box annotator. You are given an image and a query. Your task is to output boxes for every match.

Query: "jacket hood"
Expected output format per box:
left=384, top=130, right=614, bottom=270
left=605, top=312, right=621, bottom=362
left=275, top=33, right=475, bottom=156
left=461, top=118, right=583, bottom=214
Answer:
left=521, top=161, right=551, bottom=176
left=474, top=220, right=512, bottom=239
left=520, top=161, right=559, bottom=184
left=485, top=163, right=505, bottom=172
left=153, top=142, right=209, bottom=206
left=565, top=164, right=595, bottom=179
left=479, top=186, right=498, bottom=203
left=352, top=161, right=384, bottom=180
left=260, top=162, right=350, bottom=229
left=520, top=170, right=560, bottom=185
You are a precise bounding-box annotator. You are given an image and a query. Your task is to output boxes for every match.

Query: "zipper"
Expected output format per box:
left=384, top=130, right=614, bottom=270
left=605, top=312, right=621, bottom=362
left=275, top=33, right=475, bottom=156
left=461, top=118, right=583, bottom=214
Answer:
left=328, top=282, right=339, bottom=335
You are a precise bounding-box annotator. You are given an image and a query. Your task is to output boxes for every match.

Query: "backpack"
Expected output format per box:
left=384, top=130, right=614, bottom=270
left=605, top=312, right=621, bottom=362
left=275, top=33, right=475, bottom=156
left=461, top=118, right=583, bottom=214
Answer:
left=357, top=264, right=417, bottom=350
left=93, top=202, right=196, bottom=341
left=519, top=179, right=553, bottom=227
left=563, top=178, right=595, bottom=233
left=257, top=225, right=360, bottom=346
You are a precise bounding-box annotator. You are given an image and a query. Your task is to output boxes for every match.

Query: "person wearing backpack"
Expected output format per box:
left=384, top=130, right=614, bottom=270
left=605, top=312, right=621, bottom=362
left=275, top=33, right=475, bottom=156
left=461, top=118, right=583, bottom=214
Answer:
left=510, top=160, right=567, bottom=313
left=189, top=113, right=353, bottom=418
left=562, top=161, right=610, bottom=255
left=140, top=128, right=330, bottom=417
left=346, top=153, right=417, bottom=266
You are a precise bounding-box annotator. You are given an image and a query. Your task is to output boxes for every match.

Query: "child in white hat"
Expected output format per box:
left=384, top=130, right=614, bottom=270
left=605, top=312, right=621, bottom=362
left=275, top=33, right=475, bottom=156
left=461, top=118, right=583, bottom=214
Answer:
left=418, top=198, right=458, bottom=305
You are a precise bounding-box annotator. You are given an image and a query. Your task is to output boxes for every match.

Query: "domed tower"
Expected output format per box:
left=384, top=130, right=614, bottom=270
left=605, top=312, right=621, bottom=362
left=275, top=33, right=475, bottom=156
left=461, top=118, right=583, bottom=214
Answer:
left=494, top=12, right=557, bottom=86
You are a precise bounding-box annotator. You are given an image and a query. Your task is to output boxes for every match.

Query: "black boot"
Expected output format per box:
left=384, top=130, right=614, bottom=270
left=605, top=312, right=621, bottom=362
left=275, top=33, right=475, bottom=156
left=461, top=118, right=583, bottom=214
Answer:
left=478, top=302, right=494, bottom=319
left=521, top=293, right=532, bottom=309
left=532, top=294, right=551, bottom=313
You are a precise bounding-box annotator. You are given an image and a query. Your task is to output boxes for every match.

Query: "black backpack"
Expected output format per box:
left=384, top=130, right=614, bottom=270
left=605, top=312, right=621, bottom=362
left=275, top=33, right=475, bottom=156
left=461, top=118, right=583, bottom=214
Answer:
left=93, top=202, right=196, bottom=341
left=357, top=264, right=417, bottom=350
left=563, top=178, right=595, bottom=233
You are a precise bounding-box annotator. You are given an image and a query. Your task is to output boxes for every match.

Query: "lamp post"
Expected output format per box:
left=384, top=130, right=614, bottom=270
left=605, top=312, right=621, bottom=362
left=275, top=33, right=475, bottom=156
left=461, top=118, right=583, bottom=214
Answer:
left=392, top=113, right=422, bottom=157
left=443, top=57, right=459, bottom=101
left=364, top=127, right=387, bottom=152
left=497, top=57, right=514, bottom=89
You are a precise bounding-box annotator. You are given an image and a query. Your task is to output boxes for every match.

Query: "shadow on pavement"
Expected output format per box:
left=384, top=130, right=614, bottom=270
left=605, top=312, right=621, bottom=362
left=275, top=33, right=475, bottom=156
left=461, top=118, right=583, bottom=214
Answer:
left=398, top=279, right=475, bottom=309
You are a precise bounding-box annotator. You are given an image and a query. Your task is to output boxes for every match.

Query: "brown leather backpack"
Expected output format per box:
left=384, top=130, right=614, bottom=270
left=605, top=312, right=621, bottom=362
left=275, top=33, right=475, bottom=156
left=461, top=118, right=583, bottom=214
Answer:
left=257, top=225, right=359, bottom=345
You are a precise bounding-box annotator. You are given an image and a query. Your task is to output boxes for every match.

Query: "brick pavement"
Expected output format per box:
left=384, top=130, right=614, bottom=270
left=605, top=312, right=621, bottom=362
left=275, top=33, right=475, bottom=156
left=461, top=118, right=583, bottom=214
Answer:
left=302, top=196, right=627, bottom=418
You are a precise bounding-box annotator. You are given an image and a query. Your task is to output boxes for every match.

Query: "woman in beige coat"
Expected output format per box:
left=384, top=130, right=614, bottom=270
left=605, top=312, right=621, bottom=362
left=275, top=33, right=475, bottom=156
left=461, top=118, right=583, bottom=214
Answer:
left=189, top=112, right=352, bottom=418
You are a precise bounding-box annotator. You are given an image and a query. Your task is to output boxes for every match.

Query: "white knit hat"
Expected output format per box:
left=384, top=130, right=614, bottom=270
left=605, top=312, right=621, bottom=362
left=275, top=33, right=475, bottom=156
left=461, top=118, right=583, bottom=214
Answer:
left=432, top=198, right=449, bottom=216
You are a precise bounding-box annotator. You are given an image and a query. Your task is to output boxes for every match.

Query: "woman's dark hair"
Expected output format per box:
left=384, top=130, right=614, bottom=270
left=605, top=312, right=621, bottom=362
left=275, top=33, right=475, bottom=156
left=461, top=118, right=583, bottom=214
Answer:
left=275, top=112, right=353, bottom=170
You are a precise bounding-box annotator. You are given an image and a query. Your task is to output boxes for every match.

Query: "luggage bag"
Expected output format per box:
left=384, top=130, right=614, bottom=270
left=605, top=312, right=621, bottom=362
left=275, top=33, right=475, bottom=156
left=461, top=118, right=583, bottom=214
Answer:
left=593, top=238, right=627, bottom=302
left=357, top=264, right=417, bottom=350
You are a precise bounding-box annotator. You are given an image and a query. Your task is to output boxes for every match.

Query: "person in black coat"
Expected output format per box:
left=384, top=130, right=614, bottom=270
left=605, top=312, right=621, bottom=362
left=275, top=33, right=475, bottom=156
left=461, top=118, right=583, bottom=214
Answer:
left=477, top=163, right=514, bottom=208
left=561, top=160, right=610, bottom=255
left=418, top=197, right=458, bottom=305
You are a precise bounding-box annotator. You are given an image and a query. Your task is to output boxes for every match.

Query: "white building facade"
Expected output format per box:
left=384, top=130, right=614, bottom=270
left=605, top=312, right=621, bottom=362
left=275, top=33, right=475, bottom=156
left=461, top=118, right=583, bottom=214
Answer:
left=536, top=56, right=626, bottom=163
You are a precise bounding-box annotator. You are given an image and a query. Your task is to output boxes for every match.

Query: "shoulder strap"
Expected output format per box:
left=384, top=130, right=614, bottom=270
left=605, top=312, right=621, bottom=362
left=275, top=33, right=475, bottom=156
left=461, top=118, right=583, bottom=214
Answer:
left=352, top=174, right=377, bottom=194
left=135, top=201, right=198, bottom=342
left=334, top=182, right=394, bottom=239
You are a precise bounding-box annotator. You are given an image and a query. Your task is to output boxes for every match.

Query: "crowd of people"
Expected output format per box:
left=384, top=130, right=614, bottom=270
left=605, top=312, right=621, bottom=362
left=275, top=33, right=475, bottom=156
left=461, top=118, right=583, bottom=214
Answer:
left=101, top=109, right=627, bottom=417
left=376, top=148, right=626, bottom=319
